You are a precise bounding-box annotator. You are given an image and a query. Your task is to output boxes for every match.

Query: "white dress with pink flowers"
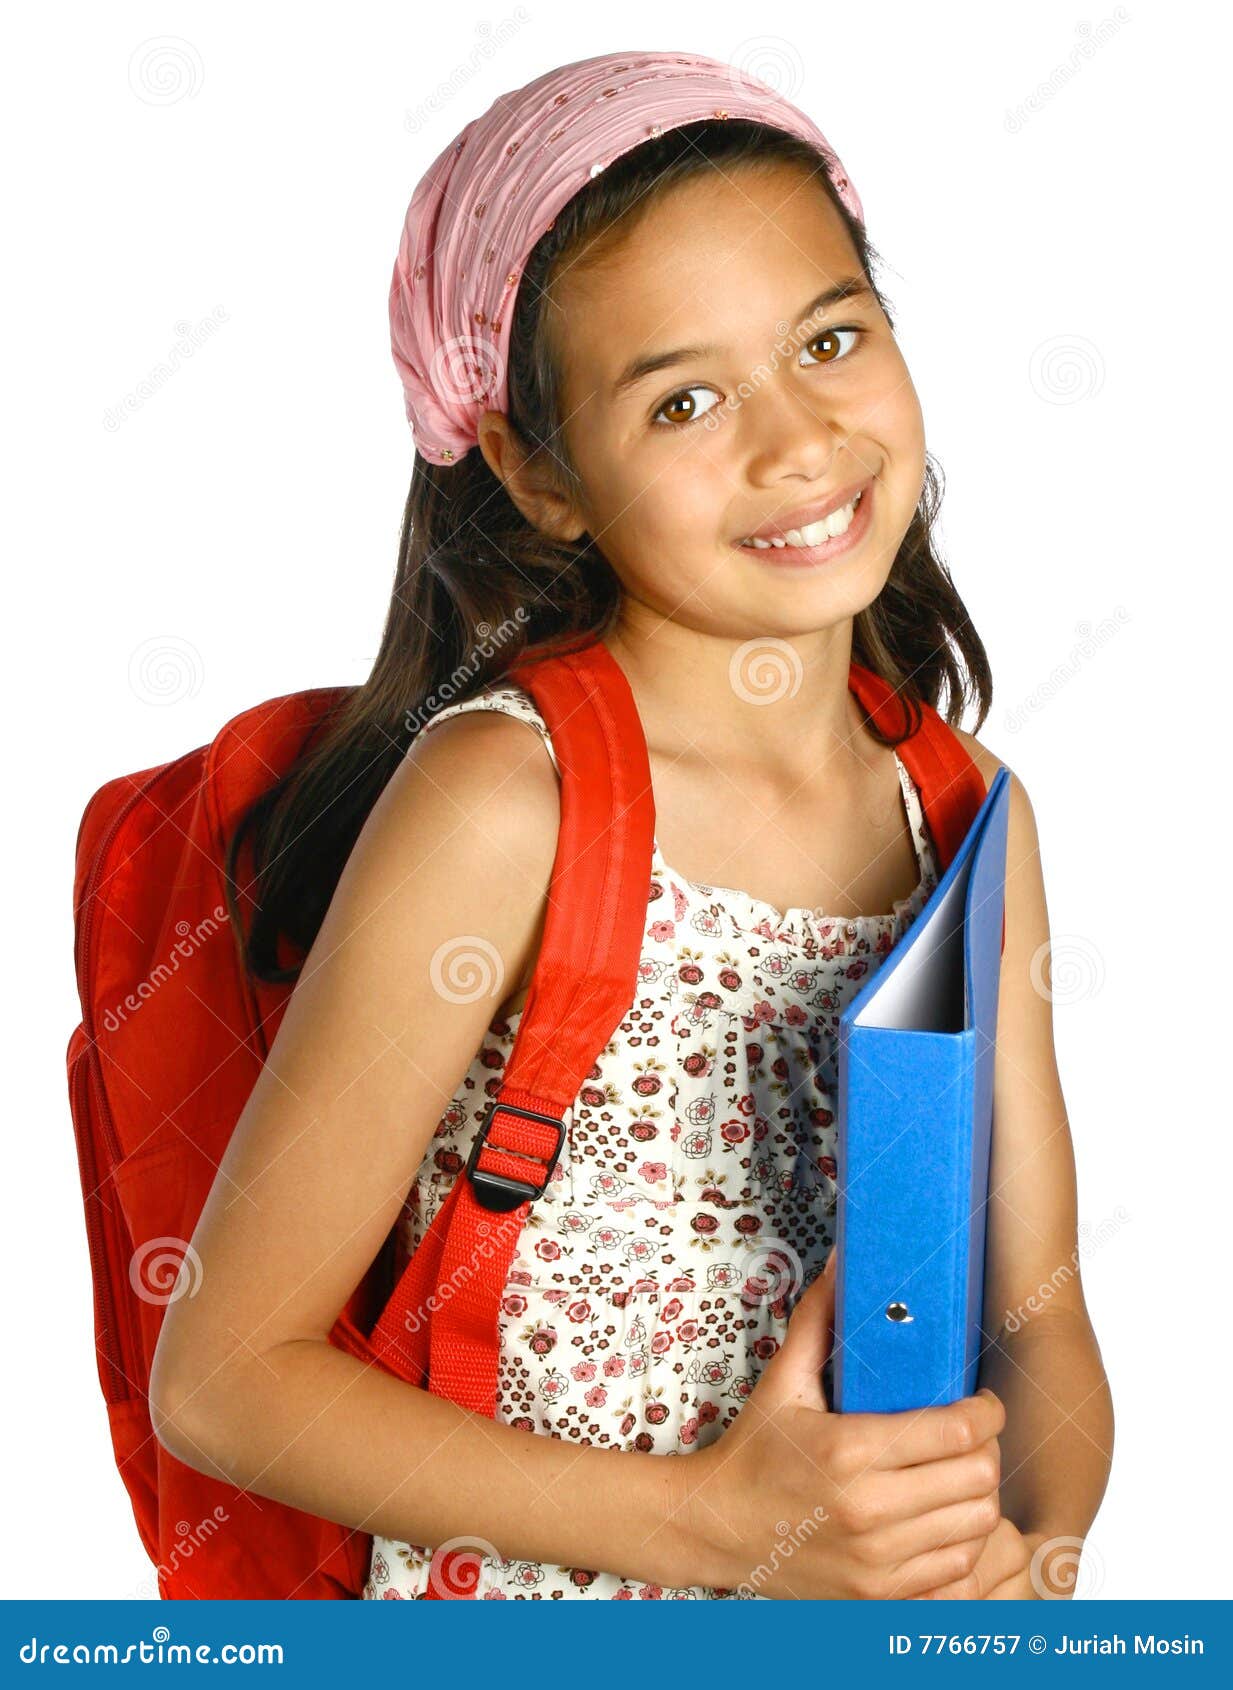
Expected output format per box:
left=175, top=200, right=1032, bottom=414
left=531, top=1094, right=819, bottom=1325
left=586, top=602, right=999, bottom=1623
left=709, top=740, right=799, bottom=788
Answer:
left=362, top=681, right=939, bottom=1600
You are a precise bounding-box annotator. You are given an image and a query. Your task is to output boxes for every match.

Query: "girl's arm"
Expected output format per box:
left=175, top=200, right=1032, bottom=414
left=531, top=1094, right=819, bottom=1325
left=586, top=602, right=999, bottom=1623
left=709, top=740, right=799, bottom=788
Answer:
left=924, top=752, right=1114, bottom=1598
left=148, top=711, right=687, bottom=1589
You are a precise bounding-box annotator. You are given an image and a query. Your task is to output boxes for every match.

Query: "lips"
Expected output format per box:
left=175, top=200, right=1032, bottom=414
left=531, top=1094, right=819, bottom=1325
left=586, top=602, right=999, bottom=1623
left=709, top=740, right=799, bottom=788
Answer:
left=736, top=475, right=875, bottom=569
left=735, top=476, right=873, bottom=545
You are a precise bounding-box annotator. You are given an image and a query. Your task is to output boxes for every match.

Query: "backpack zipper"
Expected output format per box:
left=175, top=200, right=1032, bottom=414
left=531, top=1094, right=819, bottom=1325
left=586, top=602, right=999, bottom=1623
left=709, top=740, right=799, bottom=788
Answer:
left=68, top=1033, right=132, bottom=1403
left=74, top=752, right=198, bottom=1167
left=71, top=747, right=210, bottom=1402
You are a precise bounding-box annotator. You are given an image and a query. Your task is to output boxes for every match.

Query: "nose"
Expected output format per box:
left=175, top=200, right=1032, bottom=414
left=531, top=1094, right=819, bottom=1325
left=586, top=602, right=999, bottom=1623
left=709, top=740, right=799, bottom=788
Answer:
left=742, top=374, right=842, bottom=487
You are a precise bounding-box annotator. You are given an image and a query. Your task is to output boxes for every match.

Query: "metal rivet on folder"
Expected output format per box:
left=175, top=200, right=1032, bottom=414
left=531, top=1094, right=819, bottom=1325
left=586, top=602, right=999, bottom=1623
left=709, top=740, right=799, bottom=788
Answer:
left=886, top=1302, right=913, bottom=1323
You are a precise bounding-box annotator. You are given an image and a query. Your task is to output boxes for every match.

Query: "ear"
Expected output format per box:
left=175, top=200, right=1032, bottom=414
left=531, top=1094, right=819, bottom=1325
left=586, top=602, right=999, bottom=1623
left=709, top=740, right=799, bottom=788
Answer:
left=476, top=410, right=588, bottom=544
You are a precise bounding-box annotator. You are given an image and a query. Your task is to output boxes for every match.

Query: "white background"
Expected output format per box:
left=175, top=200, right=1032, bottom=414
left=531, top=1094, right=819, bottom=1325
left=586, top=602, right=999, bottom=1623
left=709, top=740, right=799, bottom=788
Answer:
left=5, top=0, right=1229, bottom=1600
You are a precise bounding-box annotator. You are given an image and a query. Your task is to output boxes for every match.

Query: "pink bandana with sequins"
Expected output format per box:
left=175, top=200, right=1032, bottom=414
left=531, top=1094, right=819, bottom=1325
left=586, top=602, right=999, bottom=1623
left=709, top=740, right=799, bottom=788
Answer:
left=388, top=49, right=864, bottom=466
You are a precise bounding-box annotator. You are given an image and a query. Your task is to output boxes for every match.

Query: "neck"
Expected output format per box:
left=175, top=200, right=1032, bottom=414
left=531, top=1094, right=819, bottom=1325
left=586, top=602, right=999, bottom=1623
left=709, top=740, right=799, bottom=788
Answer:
left=600, top=601, right=875, bottom=786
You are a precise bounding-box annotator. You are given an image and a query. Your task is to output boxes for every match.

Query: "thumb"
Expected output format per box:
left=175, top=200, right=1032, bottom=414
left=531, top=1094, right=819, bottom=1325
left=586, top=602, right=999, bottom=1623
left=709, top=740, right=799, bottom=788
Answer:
left=762, top=1250, right=837, bottom=1413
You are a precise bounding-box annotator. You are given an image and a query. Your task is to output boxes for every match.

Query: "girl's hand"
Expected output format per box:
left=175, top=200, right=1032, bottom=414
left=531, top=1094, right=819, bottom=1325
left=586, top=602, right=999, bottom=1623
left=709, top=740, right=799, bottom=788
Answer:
left=982, top=1531, right=1050, bottom=1599
left=909, top=1516, right=1044, bottom=1599
left=674, top=1251, right=1006, bottom=1600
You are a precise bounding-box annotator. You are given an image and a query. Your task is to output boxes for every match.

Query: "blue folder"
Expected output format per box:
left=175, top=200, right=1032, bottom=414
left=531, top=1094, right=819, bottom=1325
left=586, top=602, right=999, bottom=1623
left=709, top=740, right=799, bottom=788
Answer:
left=831, top=764, right=1012, bottom=1414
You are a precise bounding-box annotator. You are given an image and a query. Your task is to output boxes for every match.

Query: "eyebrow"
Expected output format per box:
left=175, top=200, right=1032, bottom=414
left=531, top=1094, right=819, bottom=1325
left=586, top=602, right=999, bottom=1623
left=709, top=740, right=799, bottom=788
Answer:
left=610, top=275, right=877, bottom=400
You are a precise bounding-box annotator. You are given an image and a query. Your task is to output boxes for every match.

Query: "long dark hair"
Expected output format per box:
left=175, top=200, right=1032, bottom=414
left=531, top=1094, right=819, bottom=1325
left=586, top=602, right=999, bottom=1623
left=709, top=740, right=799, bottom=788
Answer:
left=225, top=117, right=992, bottom=986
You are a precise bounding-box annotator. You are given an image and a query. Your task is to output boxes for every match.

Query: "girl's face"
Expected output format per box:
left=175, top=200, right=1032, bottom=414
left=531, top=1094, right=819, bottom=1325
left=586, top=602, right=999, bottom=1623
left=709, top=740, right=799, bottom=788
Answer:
left=548, top=159, right=926, bottom=640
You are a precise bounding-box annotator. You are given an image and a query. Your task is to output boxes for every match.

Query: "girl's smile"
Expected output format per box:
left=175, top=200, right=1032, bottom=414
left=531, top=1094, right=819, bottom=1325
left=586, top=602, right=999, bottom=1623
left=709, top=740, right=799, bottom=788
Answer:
left=734, top=475, right=875, bottom=569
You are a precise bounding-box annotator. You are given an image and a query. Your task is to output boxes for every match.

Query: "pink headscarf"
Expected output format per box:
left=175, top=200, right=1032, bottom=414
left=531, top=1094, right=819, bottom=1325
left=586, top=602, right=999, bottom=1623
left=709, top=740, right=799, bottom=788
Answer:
left=389, top=50, right=864, bottom=466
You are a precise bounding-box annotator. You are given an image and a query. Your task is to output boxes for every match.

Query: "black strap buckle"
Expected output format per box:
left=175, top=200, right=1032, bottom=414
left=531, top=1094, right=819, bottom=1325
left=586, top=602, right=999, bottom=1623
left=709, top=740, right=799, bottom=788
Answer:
left=465, top=1100, right=567, bottom=1213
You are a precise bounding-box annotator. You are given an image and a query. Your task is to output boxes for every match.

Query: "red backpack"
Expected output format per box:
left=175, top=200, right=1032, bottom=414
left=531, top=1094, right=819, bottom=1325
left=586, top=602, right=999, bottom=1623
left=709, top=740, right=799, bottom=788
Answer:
left=67, top=636, right=996, bottom=1600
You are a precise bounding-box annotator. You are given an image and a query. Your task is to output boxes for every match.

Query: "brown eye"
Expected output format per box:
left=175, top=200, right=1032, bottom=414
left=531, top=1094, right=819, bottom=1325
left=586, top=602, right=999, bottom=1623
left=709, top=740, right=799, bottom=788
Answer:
left=651, top=385, right=721, bottom=429
left=801, top=325, right=862, bottom=367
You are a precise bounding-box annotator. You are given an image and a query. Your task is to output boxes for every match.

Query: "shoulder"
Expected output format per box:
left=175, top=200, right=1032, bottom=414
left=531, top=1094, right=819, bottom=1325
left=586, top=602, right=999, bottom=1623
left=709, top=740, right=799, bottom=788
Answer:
left=390, top=692, right=561, bottom=878
left=948, top=723, right=1040, bottom=883
left=418, top=683, right=560, bottom=776
left=414, top=684, right=557, bottom=774
left=948, top=721, right=1011, bottom=799
left=949, top=722, right=1054, bottom=1023
left=320, top=695, right=561, bottom=986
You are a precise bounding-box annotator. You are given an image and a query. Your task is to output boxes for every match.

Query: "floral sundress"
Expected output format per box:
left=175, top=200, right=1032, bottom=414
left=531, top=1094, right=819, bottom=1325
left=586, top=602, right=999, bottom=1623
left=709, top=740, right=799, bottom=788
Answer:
left=363, top=682, right=939, bottom=1600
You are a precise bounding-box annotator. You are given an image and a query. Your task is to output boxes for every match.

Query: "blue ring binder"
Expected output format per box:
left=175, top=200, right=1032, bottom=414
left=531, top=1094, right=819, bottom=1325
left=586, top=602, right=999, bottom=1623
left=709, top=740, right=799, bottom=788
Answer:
left=833, top=764, right=1012, bottom=1413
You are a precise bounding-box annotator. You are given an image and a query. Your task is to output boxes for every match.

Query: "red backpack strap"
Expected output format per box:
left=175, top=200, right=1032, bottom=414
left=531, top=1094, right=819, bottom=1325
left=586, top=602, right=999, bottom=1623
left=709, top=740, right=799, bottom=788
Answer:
left=847, top=659, right=1004, bottom=954
left=336, top=640, right=656, bottom=1419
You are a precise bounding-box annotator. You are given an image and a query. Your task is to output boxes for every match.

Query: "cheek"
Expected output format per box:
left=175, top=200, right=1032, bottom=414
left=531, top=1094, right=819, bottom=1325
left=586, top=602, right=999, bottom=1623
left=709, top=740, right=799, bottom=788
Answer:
left=617, top=447, right=730, bottom=536
left=865, top=348, right=925, bottom=448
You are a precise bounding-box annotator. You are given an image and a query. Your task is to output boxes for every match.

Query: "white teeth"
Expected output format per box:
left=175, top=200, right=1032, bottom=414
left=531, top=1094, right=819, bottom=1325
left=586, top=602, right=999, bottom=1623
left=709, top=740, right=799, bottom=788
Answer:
left=742, top=489, right=863, bottom=549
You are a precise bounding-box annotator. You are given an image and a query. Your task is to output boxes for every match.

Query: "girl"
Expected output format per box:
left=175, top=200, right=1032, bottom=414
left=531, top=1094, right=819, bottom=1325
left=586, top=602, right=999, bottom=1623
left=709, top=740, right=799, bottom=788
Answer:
left=149, top=49, right=1112, bottom=1601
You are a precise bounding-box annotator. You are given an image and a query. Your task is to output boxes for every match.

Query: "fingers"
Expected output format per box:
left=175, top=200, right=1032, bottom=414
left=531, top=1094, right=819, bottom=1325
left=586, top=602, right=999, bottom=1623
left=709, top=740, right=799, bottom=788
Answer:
left=867, top=1493, right=1001, bottom=1578
left=857, top=1388, right=1005, bottom=1470
left=908, top=1520, right=1028, bottom=1601
left=767, top=1258, right=837, bottom=1410
left=859, top=1438, right=1001, bottom=1528
left=869, top=1536, right=994, bottom=1601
